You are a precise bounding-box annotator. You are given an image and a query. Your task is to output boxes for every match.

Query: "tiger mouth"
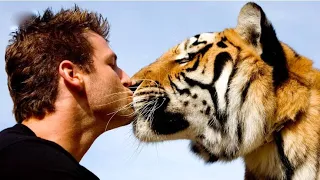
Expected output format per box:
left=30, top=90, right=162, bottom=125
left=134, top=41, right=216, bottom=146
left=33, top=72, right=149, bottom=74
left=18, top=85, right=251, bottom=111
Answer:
left=132, top=93, right=190, bottom=135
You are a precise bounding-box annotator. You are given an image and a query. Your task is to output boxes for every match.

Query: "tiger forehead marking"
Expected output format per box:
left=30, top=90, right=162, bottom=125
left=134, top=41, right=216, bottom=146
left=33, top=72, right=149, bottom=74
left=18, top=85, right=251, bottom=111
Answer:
left=175, top=32, right=216, bottom=60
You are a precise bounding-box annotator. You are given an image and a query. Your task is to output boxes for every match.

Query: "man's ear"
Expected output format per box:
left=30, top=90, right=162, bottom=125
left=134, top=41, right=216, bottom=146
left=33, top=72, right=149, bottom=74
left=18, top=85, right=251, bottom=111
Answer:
left=58, top=60, right=84, bottom=92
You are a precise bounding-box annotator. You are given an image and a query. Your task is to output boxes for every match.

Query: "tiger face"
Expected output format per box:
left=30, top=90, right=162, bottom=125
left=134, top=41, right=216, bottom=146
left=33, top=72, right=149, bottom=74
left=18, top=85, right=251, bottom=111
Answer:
left=131, top=3, right=320, bottom=178
left=131, top=2, right=281, bottom=162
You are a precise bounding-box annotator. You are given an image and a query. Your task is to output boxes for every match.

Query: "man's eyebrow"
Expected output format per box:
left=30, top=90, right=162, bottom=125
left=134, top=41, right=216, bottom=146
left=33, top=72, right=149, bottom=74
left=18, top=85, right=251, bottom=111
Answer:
left=106, top=53, right=117, bottom=63
left=113, top=54, right=118, bottom=62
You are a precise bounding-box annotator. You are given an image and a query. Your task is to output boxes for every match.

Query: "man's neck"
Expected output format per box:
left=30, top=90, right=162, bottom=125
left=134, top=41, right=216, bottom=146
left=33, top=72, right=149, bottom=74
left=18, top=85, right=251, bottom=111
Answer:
left=22, top=99, right=104, bottom=162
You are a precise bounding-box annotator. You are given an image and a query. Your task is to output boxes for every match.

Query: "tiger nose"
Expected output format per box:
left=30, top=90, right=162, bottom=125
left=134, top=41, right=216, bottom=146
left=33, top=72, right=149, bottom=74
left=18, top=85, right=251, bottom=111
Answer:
left=130, top=69, right=148, bottom=92
left=128, top=79, right=142, bottom=93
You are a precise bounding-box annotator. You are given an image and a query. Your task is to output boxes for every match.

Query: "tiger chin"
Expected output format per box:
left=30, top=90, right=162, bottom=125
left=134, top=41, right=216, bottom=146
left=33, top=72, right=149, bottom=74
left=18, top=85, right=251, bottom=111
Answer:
left=131, top=2, right=320, bottom=180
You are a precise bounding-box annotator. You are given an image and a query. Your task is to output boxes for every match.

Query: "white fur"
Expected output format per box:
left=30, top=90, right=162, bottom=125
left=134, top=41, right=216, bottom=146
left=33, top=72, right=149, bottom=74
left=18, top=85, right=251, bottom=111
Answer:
left=293, top=161, right=317, bottom=180
left=215, top=61, right=233, bottom=112
left=176, top=33, right=216, bottom=60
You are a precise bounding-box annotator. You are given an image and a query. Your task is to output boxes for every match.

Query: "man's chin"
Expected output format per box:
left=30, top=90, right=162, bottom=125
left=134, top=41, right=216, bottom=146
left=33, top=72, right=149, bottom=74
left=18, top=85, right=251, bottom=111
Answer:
left=104, top=113, right=135, bottom=131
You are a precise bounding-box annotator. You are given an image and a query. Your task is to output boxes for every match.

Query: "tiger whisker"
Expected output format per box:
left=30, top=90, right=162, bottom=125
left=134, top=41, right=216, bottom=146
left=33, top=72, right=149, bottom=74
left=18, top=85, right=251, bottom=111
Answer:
left=146, top=98, right=158, bottom=124
left=94, top=96, right=133, bottom=107
left=148, top=99, right=158, bottom=131
left=97, top=90, right=133, bottom=97
left=104, top=102, right=136, bottom=131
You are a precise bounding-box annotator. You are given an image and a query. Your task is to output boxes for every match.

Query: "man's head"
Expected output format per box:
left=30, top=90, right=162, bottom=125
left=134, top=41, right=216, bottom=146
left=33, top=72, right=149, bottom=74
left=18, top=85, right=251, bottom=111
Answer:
left=5, top=6, right=134, bottom=129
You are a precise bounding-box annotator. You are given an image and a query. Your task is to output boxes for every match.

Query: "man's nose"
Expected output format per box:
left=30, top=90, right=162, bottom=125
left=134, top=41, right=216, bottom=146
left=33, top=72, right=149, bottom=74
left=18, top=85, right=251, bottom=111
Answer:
left=119, top=69, right=134, bottom=87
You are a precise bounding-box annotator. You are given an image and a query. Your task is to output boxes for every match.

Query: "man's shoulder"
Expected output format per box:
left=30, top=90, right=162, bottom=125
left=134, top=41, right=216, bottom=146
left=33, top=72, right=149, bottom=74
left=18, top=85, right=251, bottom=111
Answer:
left=0, top=124, right=38, bottom=149
left=0, top=141, right=99, bottom=179
left=0, top=124, right=99, bottom=180
left=0, top=124, right=78, bottom=172
left=0, top=134, right=76, bottom=165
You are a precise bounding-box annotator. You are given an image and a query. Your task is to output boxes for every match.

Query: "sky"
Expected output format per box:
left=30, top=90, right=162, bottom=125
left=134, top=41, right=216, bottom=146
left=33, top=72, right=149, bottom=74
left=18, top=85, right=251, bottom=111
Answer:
left=0, top=1, right=319, bottom=180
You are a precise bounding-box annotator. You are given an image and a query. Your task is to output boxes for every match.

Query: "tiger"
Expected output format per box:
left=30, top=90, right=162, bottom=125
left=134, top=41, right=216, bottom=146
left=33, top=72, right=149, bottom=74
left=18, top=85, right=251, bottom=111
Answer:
left=130, top=2, right=320, bottom=180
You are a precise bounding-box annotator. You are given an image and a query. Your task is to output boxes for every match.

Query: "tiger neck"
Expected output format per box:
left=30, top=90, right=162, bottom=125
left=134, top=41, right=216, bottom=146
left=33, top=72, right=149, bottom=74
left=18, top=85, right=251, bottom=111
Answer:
left=243, top=51, right=320, bottom=179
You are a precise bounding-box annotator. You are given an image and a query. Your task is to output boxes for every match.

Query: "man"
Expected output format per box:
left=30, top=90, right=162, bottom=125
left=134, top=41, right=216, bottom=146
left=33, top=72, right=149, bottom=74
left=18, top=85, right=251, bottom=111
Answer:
left=0, top=6, right=136, bottom=180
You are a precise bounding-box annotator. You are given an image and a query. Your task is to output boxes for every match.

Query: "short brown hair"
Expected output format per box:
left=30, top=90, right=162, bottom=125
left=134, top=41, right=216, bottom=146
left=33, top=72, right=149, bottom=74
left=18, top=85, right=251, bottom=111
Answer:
left=5, top=5, right=110, bottom=123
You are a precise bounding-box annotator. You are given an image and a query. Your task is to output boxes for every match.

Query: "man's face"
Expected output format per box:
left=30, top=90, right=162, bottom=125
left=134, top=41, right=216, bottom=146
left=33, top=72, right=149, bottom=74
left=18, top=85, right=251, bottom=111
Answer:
left=83, top=31, right=134, bottom=130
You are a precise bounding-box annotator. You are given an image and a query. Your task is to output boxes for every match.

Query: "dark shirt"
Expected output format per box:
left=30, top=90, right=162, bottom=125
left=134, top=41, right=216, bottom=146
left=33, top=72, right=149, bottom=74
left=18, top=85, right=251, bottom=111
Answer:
left=0, top=124, right=99, bottom=180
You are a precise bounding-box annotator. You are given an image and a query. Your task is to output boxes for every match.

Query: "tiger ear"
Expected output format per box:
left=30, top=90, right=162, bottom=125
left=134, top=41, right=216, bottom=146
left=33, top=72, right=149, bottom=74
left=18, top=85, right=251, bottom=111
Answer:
left=235, top=2, right=288, bottom=87
left=235, top=2, right=273, bottom=53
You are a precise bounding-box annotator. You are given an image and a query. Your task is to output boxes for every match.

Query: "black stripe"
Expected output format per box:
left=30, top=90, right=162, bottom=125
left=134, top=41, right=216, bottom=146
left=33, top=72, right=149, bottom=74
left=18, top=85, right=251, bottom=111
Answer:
left=168, top=75, right=179, bottom=94
left=181, top=72, right=206, bottom=87
left=179, top=51, right=234, bottom=133
left=202, top=64, right=207, bottom=74
left=237, top=122, right=243, bottom=145
left=187, top=44, right=213, bottom=63
left=168, top=75, right=191, bottom=96
left=181, top=73, right=218, bottom=114
left=194, top=34, right=200, bottom=39
left=259, top=14, right=289, bottom=88
left=175, top=73, right=181, bottom=80
left=225, top=52, right=239, bottom=109
left=217, top=41, right=228, bottom=48
left=190, top=142, right=219, bottom=163
left=205, top=106, right=211, bottom=116
left=226, top=59, right=243, bottom=147
left=207, top=153, right=219, bottom=163
left=274, top=131, right=294, bottom=180
left=181, top=73, right=228, bottom=131
left=221, top=36, right=227, bottom=41
left=186, top=56, right=200, bottom=72
left=180, top=51, right=233, bottom=129
left=191, top=34, right=207, bottom=46
left=209, top=88, right=218, bottom=115
left=208, top=87, right=227, bottom=128
left=211, top=52, right=232, bottom=129
left=212, top=52, right=232, bottom=83
left=203, top=144, right=219, bottom=163
left=135, top=90, right=163, bottom=96
left=190, top=143, right=201, bottom=154
left=198, top=44, right=213, bottom=56
left=241, top=81, right=250, bottom=105
left=186, top=44, right=213, bottom=73
left=289, top=111, right=307, bottom=170
left=222, top=36, right=242, bottom=51
left=225, top=64, right=237, bottom=109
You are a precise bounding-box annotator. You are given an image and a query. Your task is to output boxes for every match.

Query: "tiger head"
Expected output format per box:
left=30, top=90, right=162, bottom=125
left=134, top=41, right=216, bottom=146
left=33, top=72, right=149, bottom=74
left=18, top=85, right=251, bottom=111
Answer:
left=131, top=2, right=298, bottom=162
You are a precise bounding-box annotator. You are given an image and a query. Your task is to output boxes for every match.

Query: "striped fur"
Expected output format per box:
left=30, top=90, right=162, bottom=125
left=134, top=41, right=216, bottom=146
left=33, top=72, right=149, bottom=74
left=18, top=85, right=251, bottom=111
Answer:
left=131, top=2, right=320, bottom=179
